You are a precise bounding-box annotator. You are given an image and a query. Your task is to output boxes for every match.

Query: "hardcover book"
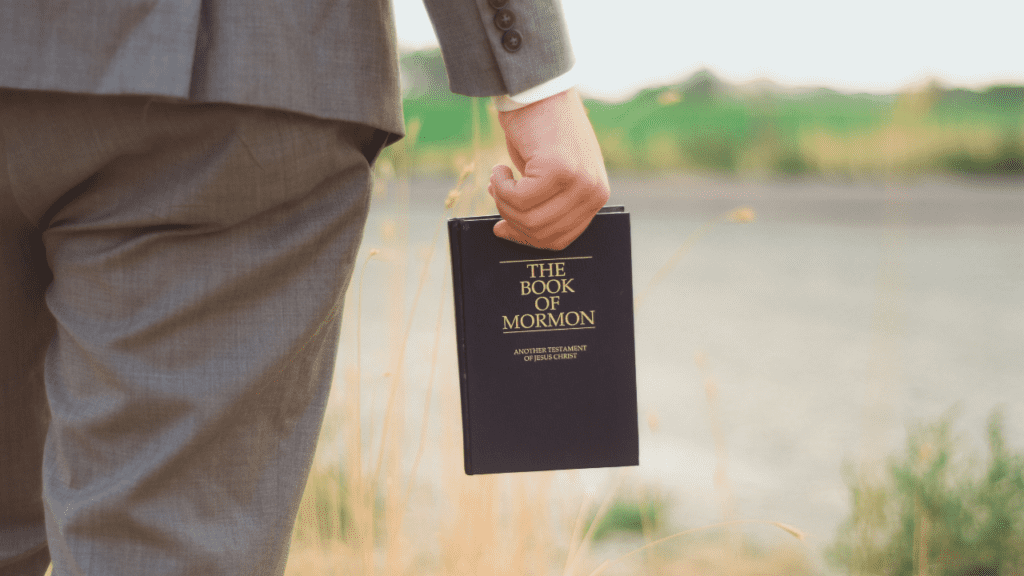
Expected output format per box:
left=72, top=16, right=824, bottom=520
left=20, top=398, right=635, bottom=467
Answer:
left=447, top=207, right=638, bottom=475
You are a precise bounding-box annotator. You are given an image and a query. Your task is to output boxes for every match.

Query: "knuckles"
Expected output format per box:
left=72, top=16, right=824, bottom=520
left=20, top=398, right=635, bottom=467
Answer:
left=496, top=159, right=610, bottom=251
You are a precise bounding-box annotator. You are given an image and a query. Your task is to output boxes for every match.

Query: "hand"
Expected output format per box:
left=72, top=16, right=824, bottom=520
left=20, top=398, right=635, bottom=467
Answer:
left=488, top=88, right=610, bottom=250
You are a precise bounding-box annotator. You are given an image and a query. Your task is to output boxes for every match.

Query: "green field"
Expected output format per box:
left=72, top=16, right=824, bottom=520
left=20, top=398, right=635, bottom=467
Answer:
left=392, top=49, right=1024, bottom=177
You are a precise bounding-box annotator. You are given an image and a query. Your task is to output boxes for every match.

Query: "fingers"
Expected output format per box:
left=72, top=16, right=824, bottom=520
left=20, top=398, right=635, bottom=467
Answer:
left=504, top=140, right=527, bottom=176
left=488, top=164, right=607, bottom=250
left=492, top=186, right=585, bottom=242
left=493, top=214, right=592, bottom=251
left=489, top=164, right=555, bottom=213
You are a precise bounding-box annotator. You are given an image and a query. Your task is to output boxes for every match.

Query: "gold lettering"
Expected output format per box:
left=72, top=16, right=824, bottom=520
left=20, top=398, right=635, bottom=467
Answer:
left=526, top=262, right=564, bottom=278
left=523, top=278, right=575, bottom=295
left=503, top=312, right=595, bottom=333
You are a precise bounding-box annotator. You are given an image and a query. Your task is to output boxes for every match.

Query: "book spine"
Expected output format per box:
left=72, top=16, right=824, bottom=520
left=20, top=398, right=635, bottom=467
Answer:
left=447, top=220, right=474, bottom=474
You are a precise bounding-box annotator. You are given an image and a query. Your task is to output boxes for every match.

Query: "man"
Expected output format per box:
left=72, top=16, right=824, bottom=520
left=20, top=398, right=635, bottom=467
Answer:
left=0, top=0, right=609, bottom=574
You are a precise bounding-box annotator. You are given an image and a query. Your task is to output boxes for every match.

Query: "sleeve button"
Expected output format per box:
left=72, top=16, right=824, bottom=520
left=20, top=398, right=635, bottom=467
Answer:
left=494, top=9, right=515, bottom=31
left=501, top=29, right=522, bottom=52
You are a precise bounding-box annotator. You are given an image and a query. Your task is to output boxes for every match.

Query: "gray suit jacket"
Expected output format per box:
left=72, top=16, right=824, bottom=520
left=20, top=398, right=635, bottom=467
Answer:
left=0, top=0, right=574, bottom=142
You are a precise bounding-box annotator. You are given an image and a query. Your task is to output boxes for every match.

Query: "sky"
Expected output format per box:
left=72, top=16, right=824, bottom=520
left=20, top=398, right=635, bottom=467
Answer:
left=392, top=0, right=1024, bottom=101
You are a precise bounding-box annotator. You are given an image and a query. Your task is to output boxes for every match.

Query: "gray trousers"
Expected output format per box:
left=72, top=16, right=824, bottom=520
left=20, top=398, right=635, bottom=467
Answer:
left=0, top=89, right=386, bottom=575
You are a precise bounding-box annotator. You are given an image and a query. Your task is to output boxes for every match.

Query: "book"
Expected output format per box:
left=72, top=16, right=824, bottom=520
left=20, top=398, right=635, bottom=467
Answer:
left=447, top=206, right=638, bottom=475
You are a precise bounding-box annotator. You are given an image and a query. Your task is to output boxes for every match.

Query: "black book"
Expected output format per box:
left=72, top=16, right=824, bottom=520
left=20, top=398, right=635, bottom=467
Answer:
left=447, top=207, right=638, bottom=475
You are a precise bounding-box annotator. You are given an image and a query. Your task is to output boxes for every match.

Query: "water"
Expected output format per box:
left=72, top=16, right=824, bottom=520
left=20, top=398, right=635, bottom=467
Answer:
left=328, top=173, right=1024, bottom=568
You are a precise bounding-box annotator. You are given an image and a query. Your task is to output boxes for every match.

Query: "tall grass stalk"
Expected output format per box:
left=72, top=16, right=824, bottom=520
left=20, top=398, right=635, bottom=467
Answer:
left=586, top=519, right=806, bottom=576
left=286, top=98, right=812, bottom=576
left=633, top=206, right=755, bottom=310
left=695, top=352, right=739, bottom=532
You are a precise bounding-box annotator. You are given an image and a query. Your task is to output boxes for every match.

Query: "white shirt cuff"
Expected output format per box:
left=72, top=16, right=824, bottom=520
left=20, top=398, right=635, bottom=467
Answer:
left=492, top=68, right=577, bottom=112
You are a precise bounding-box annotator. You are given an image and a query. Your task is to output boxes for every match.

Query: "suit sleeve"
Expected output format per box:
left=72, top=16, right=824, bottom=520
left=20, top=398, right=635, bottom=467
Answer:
left=420, top=0, right=575, bottom=97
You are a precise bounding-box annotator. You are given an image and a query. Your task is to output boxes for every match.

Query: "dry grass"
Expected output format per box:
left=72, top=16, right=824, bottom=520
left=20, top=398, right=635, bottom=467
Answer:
left=797, top=123, right=1010, bottom=175
left=283, top=100, right=811, bottom=576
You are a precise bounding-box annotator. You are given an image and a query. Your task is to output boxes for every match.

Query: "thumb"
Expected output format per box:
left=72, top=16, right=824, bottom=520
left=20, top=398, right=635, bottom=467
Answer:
left=489, top=164, right=532, bottom=246
left=489, top=164, right=516, bottom=199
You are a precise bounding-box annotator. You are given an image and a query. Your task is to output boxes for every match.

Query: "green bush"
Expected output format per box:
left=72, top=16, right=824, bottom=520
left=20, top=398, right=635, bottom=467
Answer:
left=827, top=411, right=1024, bottom=576
left=584, top=492, right=668, bottom=541
left=939, top=137, right=1024, bottom=175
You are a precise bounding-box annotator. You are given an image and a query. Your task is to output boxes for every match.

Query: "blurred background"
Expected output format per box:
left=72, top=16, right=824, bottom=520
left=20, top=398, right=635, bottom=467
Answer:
left=286, top=2, right=1023, bottom=575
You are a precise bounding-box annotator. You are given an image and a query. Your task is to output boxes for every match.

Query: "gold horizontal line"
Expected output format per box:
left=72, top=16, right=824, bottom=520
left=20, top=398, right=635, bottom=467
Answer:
left=503, top=326, right=597, bottom=334
left=499, top=256, right=593, bottom=264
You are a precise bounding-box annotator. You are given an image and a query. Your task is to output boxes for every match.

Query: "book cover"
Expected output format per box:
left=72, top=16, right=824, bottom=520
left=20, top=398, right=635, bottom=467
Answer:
left=447, top=207, right=638, bottom=475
